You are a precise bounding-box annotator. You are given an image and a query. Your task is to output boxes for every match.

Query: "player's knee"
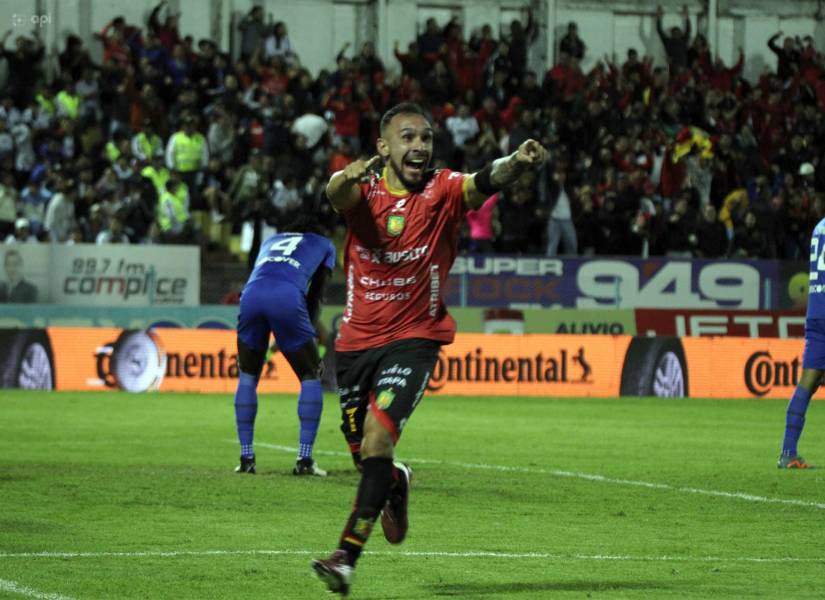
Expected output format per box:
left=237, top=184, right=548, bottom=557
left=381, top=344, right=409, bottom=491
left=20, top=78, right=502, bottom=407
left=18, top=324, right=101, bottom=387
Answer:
left=297, top=359, right=324, bottom=381
left=799, top=368, right=823, bottom=392
left=237, top=340, right=266, bottom=376
left=361, top=414, right=394, bottom=458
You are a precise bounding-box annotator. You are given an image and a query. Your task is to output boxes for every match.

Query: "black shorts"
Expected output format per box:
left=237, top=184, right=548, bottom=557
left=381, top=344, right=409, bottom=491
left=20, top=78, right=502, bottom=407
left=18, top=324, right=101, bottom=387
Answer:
left=335, top=338, right=440, bottom=444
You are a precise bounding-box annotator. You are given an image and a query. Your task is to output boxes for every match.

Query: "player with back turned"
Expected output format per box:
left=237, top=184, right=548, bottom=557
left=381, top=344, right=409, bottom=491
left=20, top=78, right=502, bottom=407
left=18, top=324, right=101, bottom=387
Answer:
left=233, top=214, right=335, bottom=476
left=777, top=217, right=825, bottom=468
left=311, top=102, right=547, bottom=595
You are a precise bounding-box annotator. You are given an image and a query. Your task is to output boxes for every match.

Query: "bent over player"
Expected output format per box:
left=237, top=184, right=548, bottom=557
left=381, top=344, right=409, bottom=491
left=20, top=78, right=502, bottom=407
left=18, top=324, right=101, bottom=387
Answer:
left=778, top=217, right=825, bottom=468
left=234, top=214, right=335, bottom=476
left=312, top=102, right=547, bottom=595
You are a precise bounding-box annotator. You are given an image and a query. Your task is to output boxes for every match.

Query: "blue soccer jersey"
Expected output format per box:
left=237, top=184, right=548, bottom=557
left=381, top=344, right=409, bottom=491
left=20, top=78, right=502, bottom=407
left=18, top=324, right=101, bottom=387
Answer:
left=808, top=218, right=825, bottom=320
left=238, top=232, right=336, bottom=353
left=803, top=218, right=825, bottom=369
left=247, top=232, right=336, bottom=291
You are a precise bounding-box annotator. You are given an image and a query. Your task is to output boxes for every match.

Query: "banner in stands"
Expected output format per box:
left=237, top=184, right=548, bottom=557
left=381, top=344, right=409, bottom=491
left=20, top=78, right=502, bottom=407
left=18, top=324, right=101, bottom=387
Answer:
left=0, top=327, right=811, bottom=400
left=445, top=256, right=781, bottom=309
left=635, top=309, right=805, bottom=338
left=0, top=244, right=200, bottom=306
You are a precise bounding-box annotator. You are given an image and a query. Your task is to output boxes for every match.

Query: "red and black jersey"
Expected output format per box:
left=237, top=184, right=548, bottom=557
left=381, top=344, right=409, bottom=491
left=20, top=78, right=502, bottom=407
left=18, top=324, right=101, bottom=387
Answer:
left=335, top=168, right=468, bottom=352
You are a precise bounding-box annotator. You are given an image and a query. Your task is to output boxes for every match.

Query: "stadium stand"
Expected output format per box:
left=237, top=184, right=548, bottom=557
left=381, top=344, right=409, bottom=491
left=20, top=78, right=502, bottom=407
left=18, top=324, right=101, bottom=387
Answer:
left=0, top=1, right=824, bottom=303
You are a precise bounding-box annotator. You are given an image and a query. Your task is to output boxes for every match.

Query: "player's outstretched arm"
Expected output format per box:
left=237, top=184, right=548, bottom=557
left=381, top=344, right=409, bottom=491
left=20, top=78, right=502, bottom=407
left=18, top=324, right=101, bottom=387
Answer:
left=326, top=155, right=382, bottom=213
left=464, top=139, right=547, bottom=209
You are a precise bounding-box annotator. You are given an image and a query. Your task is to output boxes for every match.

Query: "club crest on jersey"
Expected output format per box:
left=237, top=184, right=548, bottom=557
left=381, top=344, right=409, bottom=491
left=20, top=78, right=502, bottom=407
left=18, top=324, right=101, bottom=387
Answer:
left=376, top=389, right=395, bottom=409
left=387, top=215, right=405, bottom=237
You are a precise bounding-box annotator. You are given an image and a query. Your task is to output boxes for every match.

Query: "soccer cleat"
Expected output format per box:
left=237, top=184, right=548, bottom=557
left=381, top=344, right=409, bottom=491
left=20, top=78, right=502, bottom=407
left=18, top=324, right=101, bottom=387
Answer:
left=311, top=549, right=353, bottom=596
left=777, top=454, right=811, bottom=469
left=235, top=455, right=256, bottom=474
left=293, top=457, right=327, bottom=477
left=381, top=462, right=412, bottom=544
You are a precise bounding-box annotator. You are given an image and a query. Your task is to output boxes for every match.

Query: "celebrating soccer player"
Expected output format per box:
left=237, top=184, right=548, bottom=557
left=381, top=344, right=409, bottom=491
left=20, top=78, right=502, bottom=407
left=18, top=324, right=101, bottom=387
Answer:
left=778, top=219, right=825, bottom=469
left=233, top=214, right=335, bottom=476
left=311, top=102, right=547, bottom=595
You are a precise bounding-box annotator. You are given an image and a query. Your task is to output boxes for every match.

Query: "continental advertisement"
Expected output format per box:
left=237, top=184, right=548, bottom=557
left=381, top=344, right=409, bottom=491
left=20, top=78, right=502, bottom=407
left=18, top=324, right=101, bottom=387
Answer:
left=0, top=327, right=812, bottom=400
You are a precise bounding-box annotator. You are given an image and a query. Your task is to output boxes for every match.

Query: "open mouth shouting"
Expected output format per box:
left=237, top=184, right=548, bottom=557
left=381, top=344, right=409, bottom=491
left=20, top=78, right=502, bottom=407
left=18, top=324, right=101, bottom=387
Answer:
left=402, top=154, right=429, bottom=181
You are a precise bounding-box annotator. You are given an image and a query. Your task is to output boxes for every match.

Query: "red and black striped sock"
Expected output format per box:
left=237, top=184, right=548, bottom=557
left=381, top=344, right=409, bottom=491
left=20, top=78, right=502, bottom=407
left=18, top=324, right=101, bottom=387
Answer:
left=338, top=457, right=394, bottom=565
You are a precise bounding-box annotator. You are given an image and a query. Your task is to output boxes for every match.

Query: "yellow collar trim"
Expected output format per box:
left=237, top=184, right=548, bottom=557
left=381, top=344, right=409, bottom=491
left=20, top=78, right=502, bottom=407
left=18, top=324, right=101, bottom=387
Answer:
left=382, top=166, right=410, bottom=196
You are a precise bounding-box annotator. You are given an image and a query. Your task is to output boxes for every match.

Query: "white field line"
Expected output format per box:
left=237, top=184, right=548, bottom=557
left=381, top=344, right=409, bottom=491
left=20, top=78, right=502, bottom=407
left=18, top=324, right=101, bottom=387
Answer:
left=0, top=579, right=75, bottom=600
left=258, top=442, right=825, bottom=511
left=0, top=549, right=822, bottom=564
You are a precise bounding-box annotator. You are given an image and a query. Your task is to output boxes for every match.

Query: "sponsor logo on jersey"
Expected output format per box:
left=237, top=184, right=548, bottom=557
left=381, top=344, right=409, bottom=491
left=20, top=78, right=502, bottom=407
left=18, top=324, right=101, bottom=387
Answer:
left=387, top=214, right=405, bottom=236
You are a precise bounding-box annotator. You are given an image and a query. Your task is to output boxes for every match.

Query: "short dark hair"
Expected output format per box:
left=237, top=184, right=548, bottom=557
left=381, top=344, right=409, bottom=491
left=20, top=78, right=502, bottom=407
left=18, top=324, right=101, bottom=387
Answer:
left=379, top=102, right=432, bottom=136
left=283, top=214, right=325, bottom=236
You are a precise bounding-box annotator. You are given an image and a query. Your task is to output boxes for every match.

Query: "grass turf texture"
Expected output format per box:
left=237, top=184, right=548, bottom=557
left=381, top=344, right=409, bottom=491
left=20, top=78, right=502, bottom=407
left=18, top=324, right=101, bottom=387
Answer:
left=0, top=391, right=823, bottom=599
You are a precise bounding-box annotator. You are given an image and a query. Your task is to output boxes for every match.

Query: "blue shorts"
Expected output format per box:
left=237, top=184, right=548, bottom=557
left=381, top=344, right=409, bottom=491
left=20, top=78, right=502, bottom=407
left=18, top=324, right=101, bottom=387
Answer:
left=237, top=281, right=315, bottom=354
left=803, top=319, right=825, bottom=370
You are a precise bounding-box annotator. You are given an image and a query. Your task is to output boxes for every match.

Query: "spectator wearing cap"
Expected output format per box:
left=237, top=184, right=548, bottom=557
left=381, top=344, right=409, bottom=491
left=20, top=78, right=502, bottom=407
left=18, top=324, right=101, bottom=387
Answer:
left=5, top=218, right=37, bottom=244
left=798, top=161, right=815, bottom=182
left=291, top=111, right=328, bottom=150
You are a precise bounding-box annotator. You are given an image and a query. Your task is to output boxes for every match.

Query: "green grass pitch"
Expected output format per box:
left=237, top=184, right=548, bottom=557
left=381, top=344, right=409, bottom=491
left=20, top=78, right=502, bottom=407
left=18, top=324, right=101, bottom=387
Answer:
left=1, top=390, right=823, bottom=599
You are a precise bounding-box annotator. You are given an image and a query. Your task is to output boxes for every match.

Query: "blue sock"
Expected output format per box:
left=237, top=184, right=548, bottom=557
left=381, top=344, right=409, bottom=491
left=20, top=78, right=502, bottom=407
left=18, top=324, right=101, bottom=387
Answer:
left=782, top=386, right=812, bottom=456
left=297, top=379, right=323, bottom=459
left=235, top=372, right=259, bottom=458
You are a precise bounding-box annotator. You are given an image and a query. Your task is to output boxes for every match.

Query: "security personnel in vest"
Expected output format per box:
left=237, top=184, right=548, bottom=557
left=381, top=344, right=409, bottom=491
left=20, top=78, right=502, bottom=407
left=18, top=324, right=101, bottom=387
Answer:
left=56, top=83, right=80, bottom=120
left=132, top=119, right=164, bottom=162
left=165, top=113, right=208, bottom=229
left=141, top=154, right=171, bottom=197
left=157, top=174, right=190, bottom=240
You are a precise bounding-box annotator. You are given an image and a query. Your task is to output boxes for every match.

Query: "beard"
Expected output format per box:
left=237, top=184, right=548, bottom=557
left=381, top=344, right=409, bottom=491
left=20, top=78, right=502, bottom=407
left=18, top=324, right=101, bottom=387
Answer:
left=388, top=154, right=429, bottom=192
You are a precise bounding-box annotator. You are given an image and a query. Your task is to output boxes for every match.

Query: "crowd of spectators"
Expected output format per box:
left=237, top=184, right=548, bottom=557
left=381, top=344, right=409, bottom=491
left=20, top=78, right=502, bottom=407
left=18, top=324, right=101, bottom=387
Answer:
left=1, top=2, right=824, bottom=262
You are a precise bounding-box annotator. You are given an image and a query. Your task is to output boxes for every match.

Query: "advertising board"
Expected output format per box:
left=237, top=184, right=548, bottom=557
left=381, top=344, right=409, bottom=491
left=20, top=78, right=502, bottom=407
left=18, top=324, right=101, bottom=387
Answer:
left=0, top=244, right=200, bottom=306
left=446, top=256, right=777, bottom=309
left=0, top=328, right=811, bottom=400
left=635, top=309, right=805, bottom=338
